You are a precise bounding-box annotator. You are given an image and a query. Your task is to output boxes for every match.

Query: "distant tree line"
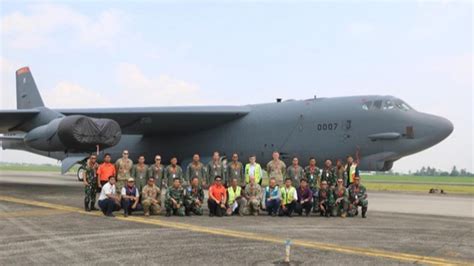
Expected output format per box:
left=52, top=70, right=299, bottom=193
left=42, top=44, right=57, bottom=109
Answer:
left=412, top=166, right=473, bottom=177
left=373, top=166, right=473, bottom=177
left=413, top=165, right=474, bottom=176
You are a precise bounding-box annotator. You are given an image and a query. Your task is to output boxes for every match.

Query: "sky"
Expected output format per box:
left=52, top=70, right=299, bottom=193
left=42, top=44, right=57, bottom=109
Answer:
left=0, top=1, right=472, bottom=173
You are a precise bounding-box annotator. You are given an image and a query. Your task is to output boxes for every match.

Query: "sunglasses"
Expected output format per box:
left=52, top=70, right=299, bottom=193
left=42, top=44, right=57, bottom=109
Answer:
left=123, top=153, right=129, bottom=155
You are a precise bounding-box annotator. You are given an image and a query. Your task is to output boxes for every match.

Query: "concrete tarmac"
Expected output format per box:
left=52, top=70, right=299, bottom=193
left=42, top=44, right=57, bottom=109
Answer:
left=0, top=171, right=473, bottom=265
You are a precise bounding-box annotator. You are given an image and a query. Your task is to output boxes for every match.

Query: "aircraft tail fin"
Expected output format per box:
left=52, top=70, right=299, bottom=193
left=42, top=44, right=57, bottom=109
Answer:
left=16, top=67, right=44, bottom=109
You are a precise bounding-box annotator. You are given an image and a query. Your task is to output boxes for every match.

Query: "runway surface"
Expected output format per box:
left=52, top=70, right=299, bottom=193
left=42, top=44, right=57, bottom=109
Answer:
left=0, top=171, right=473, bottom=265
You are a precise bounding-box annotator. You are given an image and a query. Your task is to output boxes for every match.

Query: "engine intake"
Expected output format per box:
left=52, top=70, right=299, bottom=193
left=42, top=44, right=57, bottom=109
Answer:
left=24, top=115, right=121, bottom=152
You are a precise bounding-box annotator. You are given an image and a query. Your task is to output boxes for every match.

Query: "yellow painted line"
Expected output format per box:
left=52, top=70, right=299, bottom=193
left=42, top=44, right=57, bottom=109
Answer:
left=0, top=195, right=470, bottom=265
left=0, top=209, right=70, bottom=218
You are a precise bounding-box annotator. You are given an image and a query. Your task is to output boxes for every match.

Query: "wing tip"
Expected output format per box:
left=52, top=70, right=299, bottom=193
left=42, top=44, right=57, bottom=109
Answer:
left=16, top=66, right=30, bottom=75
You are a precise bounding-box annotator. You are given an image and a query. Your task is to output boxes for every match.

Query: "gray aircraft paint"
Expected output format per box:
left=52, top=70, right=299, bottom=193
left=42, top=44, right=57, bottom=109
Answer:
left=0, top=67, right=453, bottom=173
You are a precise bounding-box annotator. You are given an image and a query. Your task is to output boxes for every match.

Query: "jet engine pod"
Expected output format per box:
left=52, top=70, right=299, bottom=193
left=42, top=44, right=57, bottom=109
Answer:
left=358, top=152, right=397, bottom=171
left=24, top=115, right=121, bottom=152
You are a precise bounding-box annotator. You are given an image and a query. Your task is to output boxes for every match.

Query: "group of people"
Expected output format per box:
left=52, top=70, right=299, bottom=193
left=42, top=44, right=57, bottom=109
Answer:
left=83, top=150, right=368, bottom=218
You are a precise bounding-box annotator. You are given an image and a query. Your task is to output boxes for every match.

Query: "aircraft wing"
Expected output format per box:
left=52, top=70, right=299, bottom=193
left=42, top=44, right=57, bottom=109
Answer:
left=56, top=106, right=251, bottom=134
left=0, top=109, right=40, bottom=133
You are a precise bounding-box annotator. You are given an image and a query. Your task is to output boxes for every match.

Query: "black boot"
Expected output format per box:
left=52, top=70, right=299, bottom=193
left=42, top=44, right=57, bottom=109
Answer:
left=362, top=207, right=367, bottom=218
left=166, top=210, right=171, bottom=217
left=90, top=201, right=98, bottom=211
left=84, top=199, right=91, bottom=212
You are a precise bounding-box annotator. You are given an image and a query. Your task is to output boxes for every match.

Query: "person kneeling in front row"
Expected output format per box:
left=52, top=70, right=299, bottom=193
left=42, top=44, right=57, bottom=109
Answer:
left=279, top=178, right=297, bottom=217
left=208, top=176, right=227, bottom=217
left=98, top=176, right=121, bottom=217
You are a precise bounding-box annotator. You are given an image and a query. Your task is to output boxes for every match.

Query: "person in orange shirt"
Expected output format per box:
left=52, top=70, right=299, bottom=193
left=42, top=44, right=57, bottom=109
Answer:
left=208, top=176, right=227, bottom=217
left=97, top=153, right=116, bottom=190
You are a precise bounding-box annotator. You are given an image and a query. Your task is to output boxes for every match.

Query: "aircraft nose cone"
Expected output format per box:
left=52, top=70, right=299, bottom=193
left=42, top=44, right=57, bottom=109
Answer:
left=438, top=116, right=454, bottom=140
left=431, top=116, right=454, bottom=143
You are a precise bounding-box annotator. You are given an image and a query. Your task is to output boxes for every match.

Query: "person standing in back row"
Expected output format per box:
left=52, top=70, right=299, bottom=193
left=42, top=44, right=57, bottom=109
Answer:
left=186, top=154, right=207, bottom=188
left=83, top=154, right=98, bottom=212
left=148, top=155, right=165, bottom=189
left=304, top=157, right=320, bottom=213
left=165, top=157, right=183, bottom=189
left=286, top=156, right=305, bottom=187
left=345, top=155, right=360, bottom=188
left=267, top=151, right=286, bottom=185
left=97, top=153, right=116, bottom=191
left=226, top=153, right=244, bottom=187
left=115, top=150, right=133, bottom=193
left=207, top=151, right=224, bottom=187
left=131, top=155, right=148, bottom=193
left=245, top=155, right=263, bottom=186
left=321, top=160, right=336, bottom=190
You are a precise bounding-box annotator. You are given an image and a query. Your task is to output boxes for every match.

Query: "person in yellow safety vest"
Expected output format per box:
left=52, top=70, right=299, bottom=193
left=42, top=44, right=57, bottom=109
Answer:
left=279, top=177, right=298, bottom=217
left=245, top=155, right=263, bottom=186
left=226, top=178, right=247, bottom=216
left=345, top=155, right=360, bottom=188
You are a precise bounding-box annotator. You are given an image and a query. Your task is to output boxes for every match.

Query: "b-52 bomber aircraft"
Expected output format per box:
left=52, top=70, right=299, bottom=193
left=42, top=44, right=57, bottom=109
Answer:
left=0, top=67, right=453, bottom=178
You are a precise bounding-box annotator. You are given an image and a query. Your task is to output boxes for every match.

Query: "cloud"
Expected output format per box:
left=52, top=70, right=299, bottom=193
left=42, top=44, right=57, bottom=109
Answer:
left=116, top=62, right=204, bottom=106
left=0, top=57, right=19, bottom=109
left=423, top=53, right=472, bottom=87
left=0, top=58, right=205, bottom=109
left=0, top=57, right=16, bottom=76
left=1, top=4, right=125, bottom=50
left=347, top=22, right=375, bottom=36
left=42, top=81, right=112, bottom=108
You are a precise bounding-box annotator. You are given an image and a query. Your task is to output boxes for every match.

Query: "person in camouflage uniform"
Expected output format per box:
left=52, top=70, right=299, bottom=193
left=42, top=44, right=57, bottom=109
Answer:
left=304, top=157, right=321, bottom=213
left=165, top=178, right=186, bottom=216
left=186, top=154, right=207, bottom=188
left=207, top=151, right=224, bottom=187
left=318, top=180, right=333, bottom=217
left=335, top=159, right=346, bottom=187
left=226, top=153, right=244, bottom=187
left=115, top=150, right=133, bottom=193
left=266, top=151, right=286, bottom=185
left=286, top=156, right=305, bottom=188
left=348, top=176, right=368, bottom=218
left=141, top=177, right=161, bottom=216
left=164, top=157, right=184, bottom=189
left=148, top=155, right=165, bottom=189
left=83, top=154, right=98, bottom=212
left=332, top=177, right=349, bottom=217
left=184, top=176, right=205, bottom=216
left=131, top=155, right=148, bottom=193
left=243, top=176, right=262, bottom=216
left=321, top=160, right=337, bottom=190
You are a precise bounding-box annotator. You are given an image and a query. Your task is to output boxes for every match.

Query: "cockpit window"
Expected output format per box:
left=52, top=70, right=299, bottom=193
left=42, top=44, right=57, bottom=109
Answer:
left=383, top=100, right=395, bottom=110
left=395, top=99, right=411, bottom=111
left=362, top=101, right=372, bottom=110
left=373, top=100, right=383, bottom=109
